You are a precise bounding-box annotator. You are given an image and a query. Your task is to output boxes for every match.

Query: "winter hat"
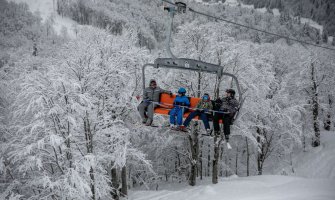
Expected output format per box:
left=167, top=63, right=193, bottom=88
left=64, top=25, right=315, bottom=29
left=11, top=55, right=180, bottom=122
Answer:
left=225, top=89, right=236, bottom=97
left=150, top=79, right=156, bottom=84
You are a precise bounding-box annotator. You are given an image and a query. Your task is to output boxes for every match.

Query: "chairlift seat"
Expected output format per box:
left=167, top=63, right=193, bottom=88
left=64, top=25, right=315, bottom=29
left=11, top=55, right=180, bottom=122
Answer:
left=154, top=93, right=224, bottom=123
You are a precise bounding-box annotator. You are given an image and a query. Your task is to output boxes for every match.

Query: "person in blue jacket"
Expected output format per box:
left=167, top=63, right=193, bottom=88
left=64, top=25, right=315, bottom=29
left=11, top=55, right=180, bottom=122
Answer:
left=170, top=88, right=190, bottom=129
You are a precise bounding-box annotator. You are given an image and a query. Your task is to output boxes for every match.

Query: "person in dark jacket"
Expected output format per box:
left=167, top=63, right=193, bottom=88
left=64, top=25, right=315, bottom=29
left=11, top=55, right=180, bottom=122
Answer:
left=180, top=93, right=213, bottom=134
left=170, top=88, right=190, bottom=129
left=138, top=79, right=171, bottom=126
left=213, top=89, right=239, bottom=141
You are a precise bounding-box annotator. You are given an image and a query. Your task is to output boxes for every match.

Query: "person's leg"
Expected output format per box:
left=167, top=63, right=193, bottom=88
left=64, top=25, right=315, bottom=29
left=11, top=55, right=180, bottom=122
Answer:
left=138, top=102, right=149, bottom=123
left=177, top=108, right=184, bottom=126
left=183, top=111, right=199, bottom=127
left=146, top=103, right=155, bottom=120
left=170, top=108, right=177, bottom=125
left=213, top=112, right=222, bottom=132
left=223, top=114, right=232, bottom=140
left=200, top=113, right=210, bottom=130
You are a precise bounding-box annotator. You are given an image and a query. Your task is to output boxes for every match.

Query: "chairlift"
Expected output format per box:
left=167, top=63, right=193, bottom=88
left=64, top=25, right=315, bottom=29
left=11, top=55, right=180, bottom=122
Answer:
left=141, top=1, right=244, bottom=123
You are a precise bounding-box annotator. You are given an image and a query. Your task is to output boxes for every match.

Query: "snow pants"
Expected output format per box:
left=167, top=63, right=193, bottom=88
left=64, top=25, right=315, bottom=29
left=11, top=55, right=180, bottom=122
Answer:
left=183, top=111, right=210, bottom=130
left=213, top=113, right=232, bottom=136
left=138, top=101, right=156, bottom=121
left=170, top=107, right=185, bottom=126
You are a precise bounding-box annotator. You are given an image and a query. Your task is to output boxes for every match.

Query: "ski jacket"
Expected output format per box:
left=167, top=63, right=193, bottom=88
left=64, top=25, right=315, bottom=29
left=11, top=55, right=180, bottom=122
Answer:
left=173, top=96, right=190, bottom=107
left=196, top=100, right=213, bottom=110
left=143, top=87, right=170, bottom=102
left=219, top=97, right=239, bottom=113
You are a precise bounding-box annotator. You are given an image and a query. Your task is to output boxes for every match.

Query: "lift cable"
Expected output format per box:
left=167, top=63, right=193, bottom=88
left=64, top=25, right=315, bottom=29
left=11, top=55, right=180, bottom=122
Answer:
left=161, top=0, right=335, bottom=52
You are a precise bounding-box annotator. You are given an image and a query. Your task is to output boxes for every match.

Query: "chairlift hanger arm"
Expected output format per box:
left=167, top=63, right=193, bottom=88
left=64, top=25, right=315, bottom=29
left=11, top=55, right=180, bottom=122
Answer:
left=142, top=58, right=242, bottom=103
left=154, top=58, right=221, bottom=74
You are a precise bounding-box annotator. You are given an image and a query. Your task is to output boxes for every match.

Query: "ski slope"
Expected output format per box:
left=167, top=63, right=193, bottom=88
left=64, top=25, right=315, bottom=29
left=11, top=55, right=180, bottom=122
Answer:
left=8, top=0, right=77, bottom=38
left=280, top=131, right=335, bottom=179
left=130, top=131, right=335, bottom=200
left=129, top=175, right=335, bottom=200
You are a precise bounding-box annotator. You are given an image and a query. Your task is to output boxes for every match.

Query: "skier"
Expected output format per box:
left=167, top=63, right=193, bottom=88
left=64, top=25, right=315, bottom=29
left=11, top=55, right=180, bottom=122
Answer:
left=138, top=79, right=172, bottom=126
left=179, top=93, right=213, bottom=134
left=170, top=88, right=190, bottom=129
left=213, top=89, right=239, bottom=141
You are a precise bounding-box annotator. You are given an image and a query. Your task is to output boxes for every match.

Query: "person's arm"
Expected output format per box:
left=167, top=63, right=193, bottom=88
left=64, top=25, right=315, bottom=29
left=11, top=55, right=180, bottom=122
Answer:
left=233, top=99, right=240, bottom=112
left=185, top=97, right=190, bottom=107
left=214, top=98, right=222, bottom=110
left=208, top=101, right=213, bottom=110
left=143, top=88, right=149, bottom=100
left=160, top=87, right=172, bottom=95
left=173, top=97, right=178, bottom=106
left=229, top=99, right=239, bottom=113
left=196, top=100, right=202, bottom=109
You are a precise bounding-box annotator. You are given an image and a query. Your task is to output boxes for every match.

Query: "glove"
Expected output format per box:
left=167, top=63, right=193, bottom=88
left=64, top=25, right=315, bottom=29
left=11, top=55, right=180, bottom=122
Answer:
left=169, top=91, right=173, bottom=96
left=203, top=109, right=209, bottom=112
left=215, top=98, right=222, bottom=102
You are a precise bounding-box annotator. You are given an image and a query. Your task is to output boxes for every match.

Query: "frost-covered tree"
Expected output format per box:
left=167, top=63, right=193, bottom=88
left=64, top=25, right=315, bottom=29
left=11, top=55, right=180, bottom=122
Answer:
left=3, top=26, right=151, bottom=199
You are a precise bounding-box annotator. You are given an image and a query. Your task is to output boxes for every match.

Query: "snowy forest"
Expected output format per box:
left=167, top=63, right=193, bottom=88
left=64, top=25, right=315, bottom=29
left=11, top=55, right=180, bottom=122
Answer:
left=0, top=0, right=335, bottom=199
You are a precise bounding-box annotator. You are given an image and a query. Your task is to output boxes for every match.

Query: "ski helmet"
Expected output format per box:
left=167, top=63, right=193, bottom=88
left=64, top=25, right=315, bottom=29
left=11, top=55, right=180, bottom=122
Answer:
left=178, top=87, right=186, bottom=94
left=202, top=93, right=210, bottom=101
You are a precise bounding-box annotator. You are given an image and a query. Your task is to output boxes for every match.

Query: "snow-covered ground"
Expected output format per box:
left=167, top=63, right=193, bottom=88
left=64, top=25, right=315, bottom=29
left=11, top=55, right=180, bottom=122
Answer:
left=129, top=175, right=335, bottom=200
left=280, top=131, right=335, bottom=179
left=9, top=0, right=77, bottom=38
left=272, top=8, right=280, bottom=16
left=301, top=17, right=324, bottom=35
left=223, top=0, right=239, bottom=6
left=130, top=131, right=335, bottom=200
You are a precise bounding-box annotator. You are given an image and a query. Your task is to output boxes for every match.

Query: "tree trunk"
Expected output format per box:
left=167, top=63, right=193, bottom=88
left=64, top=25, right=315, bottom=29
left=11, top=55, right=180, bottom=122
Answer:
left=246, top=137, right=250, bottom=176
left=257, top=153, right=263, bottom=175
left=220, top=145, right=224, bottom=177
left=121, top=166, right=128, bottom=197
left=207, top=143, right=210, bottom=177
left=324, top=95, right=332, bottom=131
left=212, top=135, right=221, bottom=184
left=199, top=140, right=203, bottom=180
left=324, top=113, right=331, bottom=131
left=32, top=43, right=38, bottom=56
left=225, top=152, right=229, bottom=177
left=90, top=167, right=96, bottom=200
left=311, top=63, right=320, bottom=147
left=188, top=123, right=199, bottom=186
left=84, top=114, right=95, bottom=199
left=111, top=167, right=119, bottom=200
left=235, top=146, right=238, bottom=175
left=256, top=128, right=264, bottom=175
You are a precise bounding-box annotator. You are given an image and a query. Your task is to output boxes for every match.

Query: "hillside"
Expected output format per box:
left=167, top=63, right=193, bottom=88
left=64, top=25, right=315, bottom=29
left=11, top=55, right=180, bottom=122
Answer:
left=240, top=0, right=335, bottom=37
left=130, top=131, right=335, bottom=200
left=8, top=0, right=77, bottom=37
left=279, top=131, right=335, bottom=179
left=1, top=0, right=334, bottom=199
left=130, top=175, right=335, bottom=200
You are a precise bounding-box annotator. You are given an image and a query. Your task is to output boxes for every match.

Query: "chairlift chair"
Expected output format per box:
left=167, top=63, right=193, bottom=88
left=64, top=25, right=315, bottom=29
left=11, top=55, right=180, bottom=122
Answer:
left=141, top=1, right=244, bottom=123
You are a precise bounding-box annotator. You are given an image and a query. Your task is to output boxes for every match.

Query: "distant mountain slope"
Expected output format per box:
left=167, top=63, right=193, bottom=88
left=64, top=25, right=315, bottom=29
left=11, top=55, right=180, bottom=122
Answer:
left=8, top=0, right=77, bottom=37
left=240, top=0, right=335, bottom=36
